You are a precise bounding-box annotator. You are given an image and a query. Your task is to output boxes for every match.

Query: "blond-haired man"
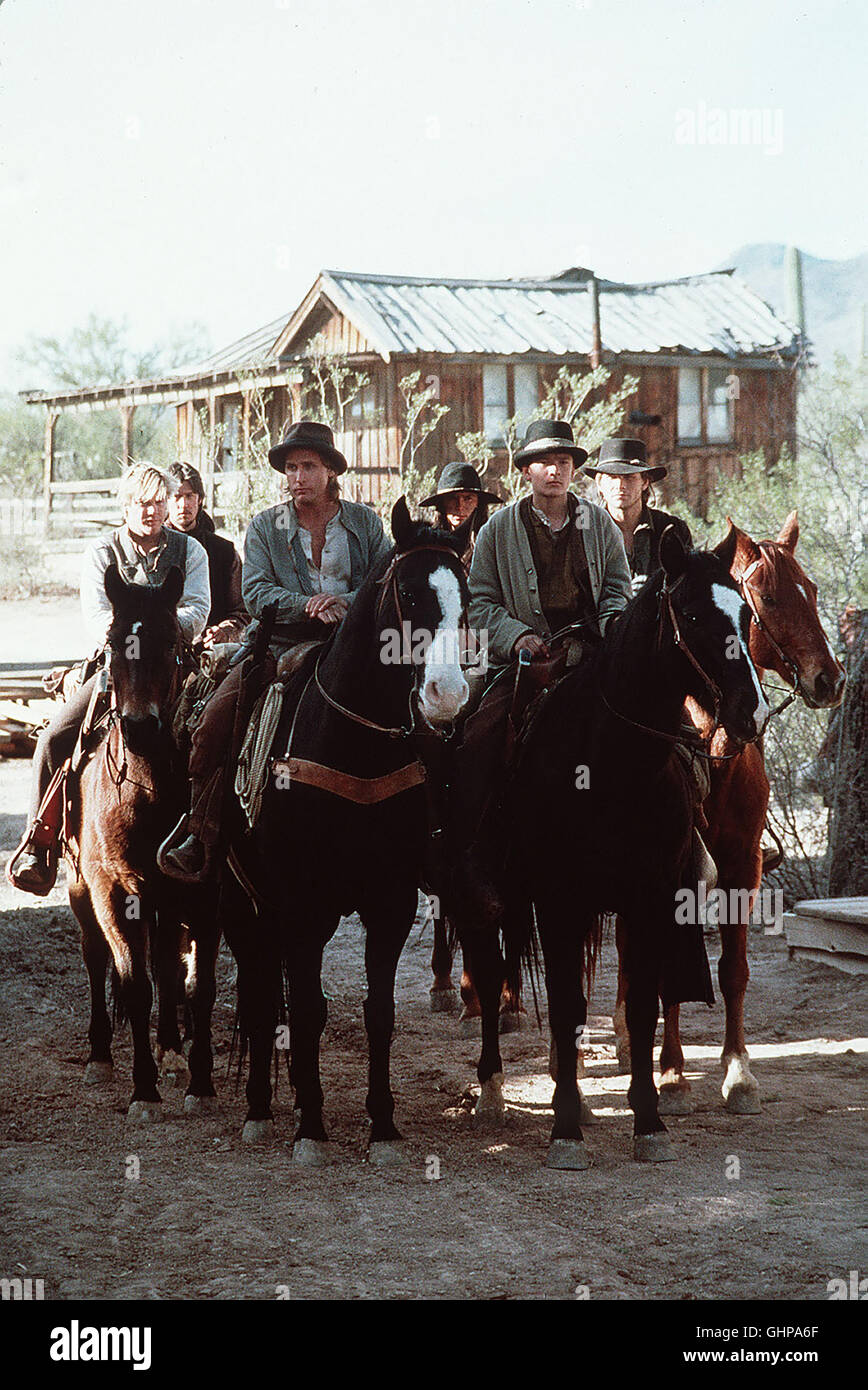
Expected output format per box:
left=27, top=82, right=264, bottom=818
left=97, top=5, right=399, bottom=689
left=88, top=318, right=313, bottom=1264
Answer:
left=8, top=463, right=210, bottom=895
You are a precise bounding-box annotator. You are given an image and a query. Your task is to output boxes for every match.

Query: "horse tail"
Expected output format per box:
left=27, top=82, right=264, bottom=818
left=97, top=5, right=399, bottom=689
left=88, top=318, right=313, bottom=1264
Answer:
left=503, top=888, right=537, bottom=1008
left=584, top=913, right=604, bottom=998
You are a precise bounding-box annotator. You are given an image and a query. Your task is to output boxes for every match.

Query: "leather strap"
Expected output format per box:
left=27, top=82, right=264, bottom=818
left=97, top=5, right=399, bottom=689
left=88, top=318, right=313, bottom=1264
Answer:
left=272, top=756, right=427, bottom=804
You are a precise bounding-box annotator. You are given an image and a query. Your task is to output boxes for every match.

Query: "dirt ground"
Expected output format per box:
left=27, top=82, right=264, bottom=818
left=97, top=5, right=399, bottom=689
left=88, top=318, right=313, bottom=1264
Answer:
left=0, top=737, right=865, bottom=1302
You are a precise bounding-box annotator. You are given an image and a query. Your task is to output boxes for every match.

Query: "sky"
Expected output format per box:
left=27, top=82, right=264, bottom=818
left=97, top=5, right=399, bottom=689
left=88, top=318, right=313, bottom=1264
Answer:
left=1, top=0, right=865, bottom=389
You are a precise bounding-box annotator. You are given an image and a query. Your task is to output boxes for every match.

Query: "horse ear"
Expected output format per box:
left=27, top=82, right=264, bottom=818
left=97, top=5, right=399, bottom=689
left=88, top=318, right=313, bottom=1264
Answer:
left=659, top=524, right=688, bottom=583
left=160, top=564, right=184, bottom=610
left=777, top=510, right=799, bottom=552
left=104, top=561, right=125, bottom=609
left=390, top=496, right=414, bottom=549
left=711, top=519, right=739, bottom=573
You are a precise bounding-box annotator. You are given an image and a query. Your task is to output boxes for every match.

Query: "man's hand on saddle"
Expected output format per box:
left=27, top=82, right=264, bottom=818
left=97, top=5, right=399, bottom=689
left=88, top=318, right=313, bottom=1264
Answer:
left=513, top=633, right=550, bottom=659
left=305, top=594, right=349, bottom=625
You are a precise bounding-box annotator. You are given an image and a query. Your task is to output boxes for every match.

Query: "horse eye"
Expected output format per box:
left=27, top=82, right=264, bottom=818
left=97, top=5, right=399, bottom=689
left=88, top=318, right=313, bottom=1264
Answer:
left=761, top=594, right=776, bottom=607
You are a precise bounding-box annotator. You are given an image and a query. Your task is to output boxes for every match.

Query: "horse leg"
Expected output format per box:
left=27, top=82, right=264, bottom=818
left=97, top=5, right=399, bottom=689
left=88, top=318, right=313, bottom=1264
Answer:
left=153, top=911, right=188, bottom=1087
left=285, top=929, right=331, bottom=1162
left=70, top=880, right=114, bottom=1086
left=658, top=1003, right=693, bottom=1114
left=612, top=915, right=632, bottom=1073
left=538, top=899, right=591, bottom=1170
left=233, top=922, right=281, bottom=1145
left=719, top=919, right=760, bottom=1113
left=463, top=931, right=506, bottom=1128
left=458, top=954, right=483, bottom=1034
left=184, top=926, right=221, bottom=1115
left=360, top=887, right=417, bottom=1158
left=623, top=914, right=673, bottom=1162
left=88, top=874, right=161, bottom=1122
left=430, top=909, right=457, bottom=1013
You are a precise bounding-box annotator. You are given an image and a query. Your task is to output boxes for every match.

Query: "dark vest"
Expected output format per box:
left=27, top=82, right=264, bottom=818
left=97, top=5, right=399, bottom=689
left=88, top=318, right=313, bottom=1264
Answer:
left=170, top=513, right=239, bottom=627
left=629, top=507, right=692, bottom=579
left=109, top=527, right=188, bottom=587
left=519, top=494, right=597, bottom=636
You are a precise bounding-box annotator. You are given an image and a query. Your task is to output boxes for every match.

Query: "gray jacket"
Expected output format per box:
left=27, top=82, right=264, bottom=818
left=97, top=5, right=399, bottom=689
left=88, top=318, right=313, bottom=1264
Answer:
left=468, top=495, right=633, bottom=665
left=241, top=499, right=390, bottom=650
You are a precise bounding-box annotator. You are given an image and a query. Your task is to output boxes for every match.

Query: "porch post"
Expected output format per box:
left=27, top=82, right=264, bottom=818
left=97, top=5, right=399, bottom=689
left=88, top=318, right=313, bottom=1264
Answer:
left=42, top=407, right=59, bottom=537
left=120, top=403, right=136, bottom=465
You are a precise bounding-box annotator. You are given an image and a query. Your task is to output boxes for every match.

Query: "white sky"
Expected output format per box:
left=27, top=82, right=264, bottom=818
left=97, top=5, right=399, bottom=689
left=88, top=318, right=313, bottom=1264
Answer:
left=1, top=0, right=865, bottom=388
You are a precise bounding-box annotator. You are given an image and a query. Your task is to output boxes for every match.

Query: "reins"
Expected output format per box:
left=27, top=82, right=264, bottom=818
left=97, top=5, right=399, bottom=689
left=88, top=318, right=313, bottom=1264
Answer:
left=739, top=545, right=800, bottom=717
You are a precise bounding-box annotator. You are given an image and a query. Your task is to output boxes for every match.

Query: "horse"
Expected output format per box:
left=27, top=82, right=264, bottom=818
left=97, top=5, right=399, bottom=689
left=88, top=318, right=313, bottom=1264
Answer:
left=612, top=511, right=846, bottom=1115
left=65, top=563, right=202, bottom=1121
left=449, top=527, right=770, bottom=1168
left=218, top=498, right=472, bottom=1161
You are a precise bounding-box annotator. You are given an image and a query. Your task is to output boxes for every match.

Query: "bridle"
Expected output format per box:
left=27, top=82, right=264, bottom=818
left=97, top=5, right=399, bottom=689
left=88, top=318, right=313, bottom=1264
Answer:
left=600, top=572, right=746, bottom=760
left=310, top=544, right=469, bottom=741
left=739, top=544, right=801, bottom=716
left=105, top=632, right=186, bottom=793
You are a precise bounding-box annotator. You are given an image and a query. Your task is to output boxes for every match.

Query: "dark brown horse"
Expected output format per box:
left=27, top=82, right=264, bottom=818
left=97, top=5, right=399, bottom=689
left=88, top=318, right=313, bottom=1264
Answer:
left=66, top=564, right=198, bottom=1121
left=613, top=511, right=845, bottom=1114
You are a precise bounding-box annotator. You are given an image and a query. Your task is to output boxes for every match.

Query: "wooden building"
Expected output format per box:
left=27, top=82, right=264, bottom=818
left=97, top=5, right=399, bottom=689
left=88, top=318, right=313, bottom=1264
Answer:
left=23, top=266, right=802, bottom=527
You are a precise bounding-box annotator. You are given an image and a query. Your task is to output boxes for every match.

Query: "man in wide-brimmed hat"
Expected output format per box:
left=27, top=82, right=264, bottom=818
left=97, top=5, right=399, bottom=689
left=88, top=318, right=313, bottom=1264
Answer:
left=469, top=419, right=632, bottom=666
left=584, top=438, right=691, bottom=595
left=161, top=419, right=389, bottom=882
left=419, top=461, right=502, bottom=572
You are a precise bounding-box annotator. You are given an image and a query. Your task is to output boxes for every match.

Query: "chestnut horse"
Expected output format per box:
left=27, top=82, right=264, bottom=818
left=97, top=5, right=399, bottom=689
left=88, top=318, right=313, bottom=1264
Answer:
left=612, top=512, right=845, bottom=1114
left=66, top=564, right=201, bottom=1121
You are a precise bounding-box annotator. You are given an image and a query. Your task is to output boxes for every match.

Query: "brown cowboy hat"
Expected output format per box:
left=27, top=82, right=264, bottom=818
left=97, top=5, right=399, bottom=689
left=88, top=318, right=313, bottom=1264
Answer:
left=268, top=419, right=348, bottom=475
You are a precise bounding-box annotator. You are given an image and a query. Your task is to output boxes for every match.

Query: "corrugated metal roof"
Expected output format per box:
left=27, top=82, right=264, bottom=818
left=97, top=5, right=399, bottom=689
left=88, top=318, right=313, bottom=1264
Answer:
left=317, top=269, right=800, bottom=360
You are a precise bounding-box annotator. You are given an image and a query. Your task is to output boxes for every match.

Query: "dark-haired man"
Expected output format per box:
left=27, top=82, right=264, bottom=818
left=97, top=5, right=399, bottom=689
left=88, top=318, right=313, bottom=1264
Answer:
left=167, top=462, right=248, bottom=645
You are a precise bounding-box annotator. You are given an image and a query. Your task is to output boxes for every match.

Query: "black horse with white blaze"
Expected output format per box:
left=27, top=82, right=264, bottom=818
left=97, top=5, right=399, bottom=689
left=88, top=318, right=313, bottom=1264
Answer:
left=221, top=498, right=471, bottom=1162
left=450, top=528, right=770, bottom=1168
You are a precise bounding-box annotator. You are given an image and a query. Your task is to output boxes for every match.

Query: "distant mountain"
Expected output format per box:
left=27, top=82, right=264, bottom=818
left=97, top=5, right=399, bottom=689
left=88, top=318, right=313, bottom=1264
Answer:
left=715, top=243, right=868, bottom=365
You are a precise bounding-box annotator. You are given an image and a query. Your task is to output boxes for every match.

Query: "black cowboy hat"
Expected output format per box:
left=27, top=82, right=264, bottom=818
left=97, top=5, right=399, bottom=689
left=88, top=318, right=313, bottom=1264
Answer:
left=268, top=419, right=348, bottom=475
left=419, top=461, right=503, bottom=508
left=513, top=418, right=588, bottom=469
left=582, top=437, right=667, bottom=483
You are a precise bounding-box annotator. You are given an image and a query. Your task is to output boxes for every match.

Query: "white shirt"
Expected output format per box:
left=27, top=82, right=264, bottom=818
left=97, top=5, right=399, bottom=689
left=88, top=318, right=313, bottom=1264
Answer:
left=297, top=512, right=352, bottom=595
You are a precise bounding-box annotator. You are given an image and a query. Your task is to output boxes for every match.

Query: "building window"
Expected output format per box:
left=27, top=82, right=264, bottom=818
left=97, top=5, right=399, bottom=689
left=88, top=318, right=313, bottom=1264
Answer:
left=513, top=362, right=539, bottom=433
left=483, top=363, right=508, bottom=444
left=677, top=366, right=734, bottom=445
left=483, top=362, right=539, bottom=443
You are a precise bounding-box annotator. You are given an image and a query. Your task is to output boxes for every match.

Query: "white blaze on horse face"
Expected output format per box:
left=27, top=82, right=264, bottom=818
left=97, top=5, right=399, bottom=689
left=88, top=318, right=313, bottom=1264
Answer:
left=420, top=566, right=469, bottom=724
left=711, top=583, right=769, bottom=734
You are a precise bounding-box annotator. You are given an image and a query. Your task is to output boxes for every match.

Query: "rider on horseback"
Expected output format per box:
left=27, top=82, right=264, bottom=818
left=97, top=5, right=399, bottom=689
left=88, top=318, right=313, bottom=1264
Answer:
left=160, top=420, right=390, bottom=883
left=8, top=463, right=211, bottom=896
left=418, top=461, right=502, bottom=574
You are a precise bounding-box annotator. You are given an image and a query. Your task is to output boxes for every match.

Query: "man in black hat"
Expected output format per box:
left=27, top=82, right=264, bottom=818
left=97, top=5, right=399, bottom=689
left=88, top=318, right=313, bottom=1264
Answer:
left=161, top=419, right=389, bottom=882
left=419, top=461, right=502, bottom=573
left=469, top=419, right=632, bottom=665
left=584, top=438, right=691, bottom=594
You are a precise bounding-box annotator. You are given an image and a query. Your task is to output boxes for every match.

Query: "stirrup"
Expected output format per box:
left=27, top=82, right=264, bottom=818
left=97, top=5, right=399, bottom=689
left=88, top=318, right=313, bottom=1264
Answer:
left=6, top=832, right=58, bottom=896
left=156, top=814, right=191, bottom=875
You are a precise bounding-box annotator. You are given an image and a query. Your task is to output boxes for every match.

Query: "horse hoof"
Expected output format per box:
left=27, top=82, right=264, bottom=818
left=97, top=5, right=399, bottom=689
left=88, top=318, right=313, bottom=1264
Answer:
left=367, top=1140, right=408, bottom=1166
left=473, top=1074, right=506, bottom=1128
left=183, top=1094, right=219, bottom=1117
left=292, top=1138, right=331, bottom=1165
left=127, top=1100, right=162, bottom=1125
left=658, top=1084, right=693, bottom=1116
left=722, top=1056, right=761, bottom=1113
left=546, top=1138, right=590, bottom=1171
left=723, top=1084, right=761, bottom=1115
left=429, top=987, right=457, bottom=1014
left=159, top=1051, right=189, bottom=1087
left=498, top=1010, right=523, bottom=1035
left=633, top=1132, right=674, bottom=1163
left=242, top=1119, right=275, bottom=1145
left=458, top=1016, right=481, bottom=1038
left=83, top=1062, right=113, bottom=1086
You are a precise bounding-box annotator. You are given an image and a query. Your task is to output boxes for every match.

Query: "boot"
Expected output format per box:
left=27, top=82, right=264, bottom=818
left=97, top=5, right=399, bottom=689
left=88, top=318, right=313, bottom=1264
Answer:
left=158, top=828, right=212, bottom=884
left=7, top=837, right=57, bottom=896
